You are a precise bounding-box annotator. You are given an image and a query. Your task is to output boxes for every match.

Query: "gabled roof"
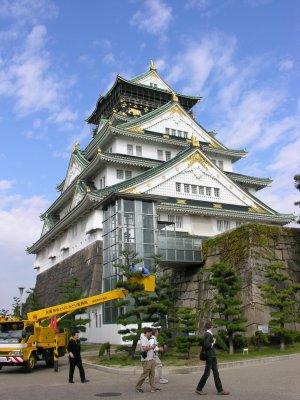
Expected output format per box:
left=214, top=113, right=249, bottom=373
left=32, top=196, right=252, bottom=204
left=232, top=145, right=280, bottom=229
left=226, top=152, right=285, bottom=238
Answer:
left=85, top=74, right=200, bottom=124
left=118, top=100, right=226, bottom=149
left=91, top=145, right=279, bottom=216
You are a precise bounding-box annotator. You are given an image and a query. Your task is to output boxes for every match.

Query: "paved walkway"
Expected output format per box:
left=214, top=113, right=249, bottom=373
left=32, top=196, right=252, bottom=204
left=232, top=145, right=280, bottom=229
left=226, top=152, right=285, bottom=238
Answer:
left=1, top=353, right=299, bottom=400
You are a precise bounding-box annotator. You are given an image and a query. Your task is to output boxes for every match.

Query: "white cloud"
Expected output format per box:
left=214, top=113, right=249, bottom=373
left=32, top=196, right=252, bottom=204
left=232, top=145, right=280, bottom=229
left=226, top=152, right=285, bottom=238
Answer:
left=78, top=55, right=95, bottom=67
left=130, top=0, right=172, bottom=40
left=0, top=0, right=58, bottom=23
left=0, top=190, right=49, bottom=311
left=0, top=179, right=15, bottom=190
left=279, top=58, right=294, bottom=71
left=103, top=53, right=116, bottom=65
left=0, top=24, right=78, bottom=129
left=166, top=34, right=236, bottom=94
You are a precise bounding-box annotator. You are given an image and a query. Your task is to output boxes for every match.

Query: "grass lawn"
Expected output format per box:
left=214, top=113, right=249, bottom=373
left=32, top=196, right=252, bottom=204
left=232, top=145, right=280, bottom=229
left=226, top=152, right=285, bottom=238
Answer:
left=82, top=342, right=300, bottom=367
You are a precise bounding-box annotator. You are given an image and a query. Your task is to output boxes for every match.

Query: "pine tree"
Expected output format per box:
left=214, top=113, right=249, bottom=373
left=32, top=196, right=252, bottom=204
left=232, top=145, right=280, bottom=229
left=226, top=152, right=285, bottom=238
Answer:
left=146, top=254, right=178, bottom=342
left=22, top=288, right=44, bottom=317
left=12, top=297, right=20, bottom=317
left=114, top=250, right=154, bottom=359
left=259, top=262, right=300, bottom=351
left=210, top=262, right=247, bottom=354
left=57, top=277, right=89, bottom=334
left=174, top=307, right=197, bottom=359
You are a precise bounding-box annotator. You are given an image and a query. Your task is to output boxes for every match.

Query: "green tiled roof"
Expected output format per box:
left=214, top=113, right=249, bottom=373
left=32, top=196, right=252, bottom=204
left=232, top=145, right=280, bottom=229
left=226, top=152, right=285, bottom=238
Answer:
left=226, top=171, right=272, bottom=186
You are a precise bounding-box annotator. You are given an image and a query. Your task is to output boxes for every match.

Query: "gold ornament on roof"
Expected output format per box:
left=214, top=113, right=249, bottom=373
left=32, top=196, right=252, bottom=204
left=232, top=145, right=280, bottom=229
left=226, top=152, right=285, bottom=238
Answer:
left=72, top=142, right=79, bottom=153
left=86, top=186, right=91, bottom=193
left=149, top=60, right=157, bottom=70
left=97, top=147, right=102, bottom=154
left=176, top=199, right=187, bottom=205
left=171, top=91, right=179, bottom=102
left=191, top=134, right=200, bottom=147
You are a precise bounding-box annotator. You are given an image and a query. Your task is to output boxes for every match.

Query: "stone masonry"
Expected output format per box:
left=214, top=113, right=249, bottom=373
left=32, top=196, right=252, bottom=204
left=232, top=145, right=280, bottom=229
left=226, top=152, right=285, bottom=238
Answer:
left=35, top=240, right=103, bottom=307
left=163, top=224, right=300, bottom=335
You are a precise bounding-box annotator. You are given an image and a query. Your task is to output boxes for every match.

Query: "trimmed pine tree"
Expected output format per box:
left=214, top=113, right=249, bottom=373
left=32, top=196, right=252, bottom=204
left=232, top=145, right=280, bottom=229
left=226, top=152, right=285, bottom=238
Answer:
left=210, top=262, right=247, bottom=355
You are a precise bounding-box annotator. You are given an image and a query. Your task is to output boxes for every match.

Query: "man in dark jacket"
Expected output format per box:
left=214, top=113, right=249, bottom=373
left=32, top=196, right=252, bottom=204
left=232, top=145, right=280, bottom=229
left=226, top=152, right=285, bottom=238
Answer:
left=68, top=330, right=89, bottom=383
left=195, top=321, right=229, bottom=395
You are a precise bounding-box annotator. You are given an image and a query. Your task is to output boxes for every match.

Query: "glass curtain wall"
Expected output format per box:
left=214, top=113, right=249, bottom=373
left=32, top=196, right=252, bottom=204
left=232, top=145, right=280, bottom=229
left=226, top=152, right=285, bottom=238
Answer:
left=102, top=198, right=157, bottom=324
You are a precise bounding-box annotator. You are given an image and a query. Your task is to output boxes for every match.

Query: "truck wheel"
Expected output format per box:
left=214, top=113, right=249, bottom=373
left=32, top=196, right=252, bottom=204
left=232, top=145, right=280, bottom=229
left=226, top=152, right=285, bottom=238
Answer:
left=25, top=353, right=36, bottom=372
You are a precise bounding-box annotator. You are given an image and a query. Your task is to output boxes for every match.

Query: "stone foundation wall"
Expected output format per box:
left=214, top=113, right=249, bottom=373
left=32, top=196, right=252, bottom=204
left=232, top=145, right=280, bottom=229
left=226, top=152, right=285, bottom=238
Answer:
left=35, top=240, right=103, bottom=307
left=163, top=224, right=300, bottom=335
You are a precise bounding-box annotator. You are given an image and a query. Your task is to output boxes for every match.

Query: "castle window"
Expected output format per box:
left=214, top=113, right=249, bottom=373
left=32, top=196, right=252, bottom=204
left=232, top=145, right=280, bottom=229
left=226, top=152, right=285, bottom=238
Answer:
left=116, top=169, right=124, bottom=179
left=175, top=215, right=183, bottom=228
left=184, top=184, right=190, bottom=193
left=199, top=186, right=204, bottom=195
left=214, top=188, right=220, bottom=197
left=206, top=187, right=212, bottom=196
left=191, top=185, right=197, bottom=194
left=183, top=131, right=188, bottom=138
left=217, top=220, right=230, bottom=232
left=125, top=170, right=132, bottom=180
left=157, top=149, right=163, bottom=160
left=165, top=151, right=171, bottom=160
left=127, top=144, right=133, bottom=155
left=165, top=128, right=170, bottom=134
left=171, top=129, right=176, bottom=136
left=136, top=145, right=142, bottom=157
left=218, top=160, right=224, bottom=170
left=176, top=182, right=181, bottom=192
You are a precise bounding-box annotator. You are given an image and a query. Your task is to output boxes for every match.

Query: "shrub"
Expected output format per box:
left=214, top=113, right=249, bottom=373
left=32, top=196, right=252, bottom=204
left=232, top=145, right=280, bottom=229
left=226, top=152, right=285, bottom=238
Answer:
left=98, top=342, right=111, bottom=359
left=232, top=334, right=248, bottom=349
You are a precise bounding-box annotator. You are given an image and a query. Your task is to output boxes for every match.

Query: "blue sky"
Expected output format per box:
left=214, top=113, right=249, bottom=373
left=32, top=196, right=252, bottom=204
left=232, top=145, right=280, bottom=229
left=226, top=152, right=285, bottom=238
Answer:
left=0, top=0, right=299, bottom=311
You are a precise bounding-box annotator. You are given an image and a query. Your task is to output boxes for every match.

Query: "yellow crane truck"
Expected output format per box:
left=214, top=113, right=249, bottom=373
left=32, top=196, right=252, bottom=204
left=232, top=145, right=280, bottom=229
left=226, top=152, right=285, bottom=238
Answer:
left=0, top=274, right=155, bottom=372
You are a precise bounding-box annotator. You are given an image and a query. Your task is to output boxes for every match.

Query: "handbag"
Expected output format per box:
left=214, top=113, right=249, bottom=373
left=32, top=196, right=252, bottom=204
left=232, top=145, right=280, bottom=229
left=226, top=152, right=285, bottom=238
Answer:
left=199, top=350, right=207, bottom=361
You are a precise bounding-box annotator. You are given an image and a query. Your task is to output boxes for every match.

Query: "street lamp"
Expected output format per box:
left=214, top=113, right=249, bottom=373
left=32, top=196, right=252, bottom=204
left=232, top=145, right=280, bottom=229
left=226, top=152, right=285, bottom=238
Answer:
left=18, top=287, right=25, bottom=318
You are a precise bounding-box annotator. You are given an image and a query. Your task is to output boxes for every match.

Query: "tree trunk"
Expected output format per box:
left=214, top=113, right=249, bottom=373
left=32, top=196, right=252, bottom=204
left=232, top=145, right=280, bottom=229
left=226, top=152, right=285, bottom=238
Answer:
left=280, top=335, right=285, bottom=351
left=229, top=336, right=234, bottom=355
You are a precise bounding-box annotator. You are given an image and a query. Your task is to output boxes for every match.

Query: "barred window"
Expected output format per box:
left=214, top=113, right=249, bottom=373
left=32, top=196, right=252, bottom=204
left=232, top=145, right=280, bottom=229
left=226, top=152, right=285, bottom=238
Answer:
left=165, top=151, right=171, bottom=160
left=127, top=144, right=133, bottom=155
left=191, top=185, right=197, bottom=194
left=116, top=169, right=124, bottom=179
left=206, top=187, right=212, bottom=196
left=199, top=186, right=204, bottom=195
left=184, top=184, right=190, bottom=193
left=136, top=145, right=142, bottom=157
left=176, top=182, right=181, bottom=192
left=125, top=170, right=132, bottom=180
left=214, top=188, right=220, bottom=197
left=157, top=149, right=163, bottom=160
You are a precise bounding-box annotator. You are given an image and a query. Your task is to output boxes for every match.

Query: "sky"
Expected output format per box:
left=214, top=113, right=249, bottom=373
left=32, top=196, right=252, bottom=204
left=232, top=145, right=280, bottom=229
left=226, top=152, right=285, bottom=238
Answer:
left=0, top=0, right=299, bottom=312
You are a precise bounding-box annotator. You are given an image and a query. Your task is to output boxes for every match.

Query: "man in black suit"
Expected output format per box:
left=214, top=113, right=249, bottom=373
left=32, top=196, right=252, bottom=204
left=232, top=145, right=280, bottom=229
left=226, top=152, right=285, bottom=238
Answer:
left=68, top=330, right=89, bottom=383
left=195, top=320, right=229, bottom=395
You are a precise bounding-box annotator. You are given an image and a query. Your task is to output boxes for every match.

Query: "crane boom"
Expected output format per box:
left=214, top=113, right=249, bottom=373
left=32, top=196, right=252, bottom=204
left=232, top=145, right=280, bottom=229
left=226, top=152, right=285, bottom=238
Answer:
left=26, top=274, right=156, bottom=322
left=27, top=288, right=126, bottom=322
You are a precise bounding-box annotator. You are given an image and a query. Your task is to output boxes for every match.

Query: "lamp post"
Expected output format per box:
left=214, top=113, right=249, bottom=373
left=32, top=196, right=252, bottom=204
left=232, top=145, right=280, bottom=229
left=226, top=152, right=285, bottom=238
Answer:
left=18, top=287, right=25, bottom=318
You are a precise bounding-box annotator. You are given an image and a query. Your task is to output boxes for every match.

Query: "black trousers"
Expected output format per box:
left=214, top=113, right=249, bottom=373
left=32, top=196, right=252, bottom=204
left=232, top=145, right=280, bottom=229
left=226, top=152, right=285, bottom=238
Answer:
left=196, top=356, right=223, bottom=392
left=69, top=357, right=86, bottom=382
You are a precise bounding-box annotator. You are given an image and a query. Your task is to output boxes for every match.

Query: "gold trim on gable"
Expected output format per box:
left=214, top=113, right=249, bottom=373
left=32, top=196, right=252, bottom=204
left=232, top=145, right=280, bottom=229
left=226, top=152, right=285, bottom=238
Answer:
left=176, top=199, right=187, bottom=205
left=124, top=187, right=142, bottom=194
left=169, top=104, right=185, bottom=117
left=163, top=134, right=170, bottom=139
left=248, top=205, right=268, bottom=214
left=187, top=153, right=209, bottom=170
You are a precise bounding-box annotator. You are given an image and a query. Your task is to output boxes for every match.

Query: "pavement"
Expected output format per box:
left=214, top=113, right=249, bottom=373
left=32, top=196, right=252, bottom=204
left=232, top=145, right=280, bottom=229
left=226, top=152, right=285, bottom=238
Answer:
left=0, top=353, right=299, bottom=400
